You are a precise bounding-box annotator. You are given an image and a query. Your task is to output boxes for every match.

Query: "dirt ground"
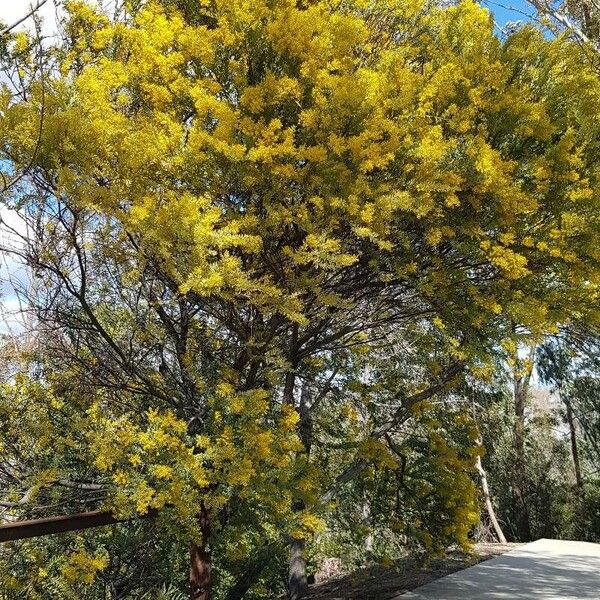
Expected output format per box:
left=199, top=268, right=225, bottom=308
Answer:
left=305, top=543, right=521, bottom=600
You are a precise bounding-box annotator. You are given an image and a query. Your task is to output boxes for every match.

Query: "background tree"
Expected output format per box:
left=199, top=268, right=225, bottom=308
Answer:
left=525, top=0, right=600, bottom=48
left=474, top=325, right=600, bottom=544
left=537, top=337, right=584, bottom=489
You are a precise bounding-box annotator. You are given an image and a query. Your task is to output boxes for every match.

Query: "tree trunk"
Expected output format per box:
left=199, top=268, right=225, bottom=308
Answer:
left=190, top=506, right=212, bottom=600
left=470, top=396, right=507, bottom=544
left=513, top=381, right=531, bottom=540
left=289, top=537, right=308, bottom=600
left=565, top=398, right=583, bottom=489
left=361, top=497, right=374, bottom=556
left=283, top=324, right=299, bottom=406
left=475, top=452, right=507, bottom=543
left=512, top=345, right=534, bottom=542
left=288, top=381, right=312, bottom=600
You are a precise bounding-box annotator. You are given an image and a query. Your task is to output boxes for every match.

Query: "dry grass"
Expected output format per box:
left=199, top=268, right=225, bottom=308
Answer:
left=306, top=543, right=521, bottom=599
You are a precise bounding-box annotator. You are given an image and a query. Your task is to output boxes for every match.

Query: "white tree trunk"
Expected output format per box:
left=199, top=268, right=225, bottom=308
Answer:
left=475, top=452, right=507, bottom=543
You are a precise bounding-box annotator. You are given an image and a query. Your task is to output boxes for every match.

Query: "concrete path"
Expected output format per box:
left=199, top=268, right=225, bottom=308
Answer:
left=399, top=538, right=600, bottom=599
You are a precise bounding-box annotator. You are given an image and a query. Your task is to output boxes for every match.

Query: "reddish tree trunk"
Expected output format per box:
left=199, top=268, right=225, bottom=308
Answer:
left=190, top=506, right=212, bottom=600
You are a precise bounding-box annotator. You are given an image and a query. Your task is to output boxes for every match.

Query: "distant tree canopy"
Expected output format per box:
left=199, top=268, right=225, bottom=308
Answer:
left=526, top=0, right=600, bottom=50
left=0, top=1, right=599, bottom=598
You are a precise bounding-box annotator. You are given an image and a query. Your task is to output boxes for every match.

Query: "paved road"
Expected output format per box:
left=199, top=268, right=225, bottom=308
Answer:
left=399, top=538, right=600, bottom=599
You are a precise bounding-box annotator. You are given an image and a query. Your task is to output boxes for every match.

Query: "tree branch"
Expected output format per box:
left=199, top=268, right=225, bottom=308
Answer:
left=0, top=1, right=50, bottom=36
left=319, top=363, right=463, bottom=506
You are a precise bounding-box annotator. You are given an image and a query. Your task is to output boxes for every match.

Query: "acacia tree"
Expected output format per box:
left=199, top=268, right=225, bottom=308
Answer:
left=1, top=0, right=600, bottom=598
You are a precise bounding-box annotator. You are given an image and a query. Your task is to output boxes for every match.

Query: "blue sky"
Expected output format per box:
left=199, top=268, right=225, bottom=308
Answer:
left=482, top=0, right=538, bottom=27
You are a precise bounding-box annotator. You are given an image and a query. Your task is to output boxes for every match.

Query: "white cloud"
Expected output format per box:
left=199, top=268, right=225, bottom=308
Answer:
left=0, top=206, right=29, bottom=317
left=0, top=1, right=120, bottom=36
left=0, top=293, right=26, bottom=335
left=0, top=1, right=59, bottom=37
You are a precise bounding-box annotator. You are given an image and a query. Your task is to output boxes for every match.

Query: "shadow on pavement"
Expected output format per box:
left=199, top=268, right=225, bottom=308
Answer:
left=403, top=547, right=600, bottom=599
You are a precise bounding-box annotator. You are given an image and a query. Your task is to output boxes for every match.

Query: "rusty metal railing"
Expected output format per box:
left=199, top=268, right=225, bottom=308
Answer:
left=0, top=509, right=156, bottom=542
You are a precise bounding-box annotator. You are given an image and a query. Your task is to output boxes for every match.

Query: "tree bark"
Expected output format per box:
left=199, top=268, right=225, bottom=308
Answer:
left=282, top=363, right=308, bottom=600
left=565, top=398, right=583, bottom=490
left=513, top=346, right=534, bottom=542
left=361, top=497, right=374, bottom=556
left=288, top=380, right=312, bottom=600
left=289, top=536, right=308, bottom=600
left=470, top=395, right=507, bottom=544
left=283, top=324, right=299, bottom=406
left=190, top=506, right=212, bottom=600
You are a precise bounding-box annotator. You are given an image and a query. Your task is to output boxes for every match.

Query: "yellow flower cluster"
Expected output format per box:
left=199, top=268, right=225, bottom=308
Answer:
left=62, top=547, right=109, bottom=584
left=11, top=0, right=589, bottom=339
left=358, top=439, right=401, bottom=470
left=395, top=405, right=481, bottom=553
left=86, top=386, right=310, bottom=537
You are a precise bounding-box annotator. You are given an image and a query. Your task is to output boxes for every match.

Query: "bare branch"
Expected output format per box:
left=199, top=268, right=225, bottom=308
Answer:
left=526, top=0, right=592, bottom=45
left=0, top=0, right=50, bottom=36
